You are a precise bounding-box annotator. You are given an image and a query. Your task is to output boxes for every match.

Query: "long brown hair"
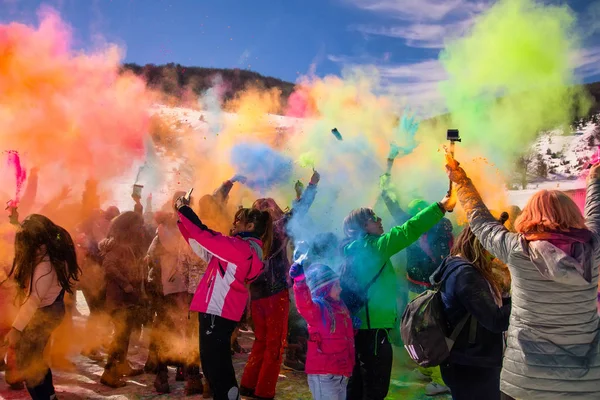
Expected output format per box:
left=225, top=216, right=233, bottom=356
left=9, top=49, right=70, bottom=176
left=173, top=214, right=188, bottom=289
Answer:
left=450, top=225, right=502, bottom=301
left=515, top=190, right=586, bottom=233
left=233, top=208, right=273, bottom=258
left=8, top=214, right=80, bottom=298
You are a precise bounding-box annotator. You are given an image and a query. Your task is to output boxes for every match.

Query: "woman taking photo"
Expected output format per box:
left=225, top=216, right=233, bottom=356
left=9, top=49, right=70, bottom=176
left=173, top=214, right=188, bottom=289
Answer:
left=3, top=214, right=80, bottom=399
left=446, top=158, right=600, bottom=399
left=176, top=195, right=273, bottom=400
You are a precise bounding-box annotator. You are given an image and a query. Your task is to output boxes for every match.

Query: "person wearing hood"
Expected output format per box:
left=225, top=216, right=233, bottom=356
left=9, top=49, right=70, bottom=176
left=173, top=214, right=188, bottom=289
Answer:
left=446, top=158, right=600, bottom=400
left=342, top=192, right=456, bottom=400
left=175, top=196, right=273, bottom=400
left=99, top=211, right=147, bottom=388
left=431, top=223, right=511, bottom=399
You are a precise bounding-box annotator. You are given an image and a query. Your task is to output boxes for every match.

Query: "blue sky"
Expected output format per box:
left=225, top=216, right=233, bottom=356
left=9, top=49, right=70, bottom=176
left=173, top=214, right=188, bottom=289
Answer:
left=2, top=0, right=600, bottom=109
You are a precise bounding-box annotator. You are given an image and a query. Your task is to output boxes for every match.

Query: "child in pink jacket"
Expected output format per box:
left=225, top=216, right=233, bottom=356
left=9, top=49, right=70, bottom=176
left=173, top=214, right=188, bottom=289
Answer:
left=290, top=259, right=355, bottom=400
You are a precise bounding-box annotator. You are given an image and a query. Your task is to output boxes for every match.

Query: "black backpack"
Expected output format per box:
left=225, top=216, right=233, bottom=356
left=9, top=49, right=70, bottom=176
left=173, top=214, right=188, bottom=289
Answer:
left=400, top=265, right=474, bottom=367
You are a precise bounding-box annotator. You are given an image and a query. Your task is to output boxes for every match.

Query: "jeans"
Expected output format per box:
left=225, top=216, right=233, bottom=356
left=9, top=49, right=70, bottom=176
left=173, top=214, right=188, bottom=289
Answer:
left=308, top=374, right=348, bottom=400
left=199, top=313, right=239, bottom=400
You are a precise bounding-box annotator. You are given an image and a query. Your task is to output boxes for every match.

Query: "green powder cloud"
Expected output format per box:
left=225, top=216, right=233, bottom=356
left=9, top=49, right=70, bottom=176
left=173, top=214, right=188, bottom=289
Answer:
left=440, top=0, right=591, bottom=168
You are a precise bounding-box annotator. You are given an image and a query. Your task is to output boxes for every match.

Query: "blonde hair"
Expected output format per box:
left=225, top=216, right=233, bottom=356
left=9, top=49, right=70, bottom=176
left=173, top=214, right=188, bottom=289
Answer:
left=515, top=190, right=586, bottom=234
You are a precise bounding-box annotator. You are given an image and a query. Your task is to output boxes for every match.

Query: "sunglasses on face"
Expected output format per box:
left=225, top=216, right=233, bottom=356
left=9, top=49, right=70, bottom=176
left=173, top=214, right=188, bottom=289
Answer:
left=371, top=214, right=381, bottom=223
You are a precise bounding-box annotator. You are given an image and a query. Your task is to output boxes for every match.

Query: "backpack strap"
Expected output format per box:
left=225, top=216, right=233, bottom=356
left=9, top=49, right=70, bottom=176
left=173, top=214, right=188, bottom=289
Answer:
left=446, top=312, right=470, bottom=351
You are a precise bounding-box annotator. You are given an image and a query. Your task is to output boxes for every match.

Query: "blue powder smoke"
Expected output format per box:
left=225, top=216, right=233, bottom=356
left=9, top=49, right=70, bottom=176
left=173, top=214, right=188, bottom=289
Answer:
left=230, top=142, right=293, bottom=191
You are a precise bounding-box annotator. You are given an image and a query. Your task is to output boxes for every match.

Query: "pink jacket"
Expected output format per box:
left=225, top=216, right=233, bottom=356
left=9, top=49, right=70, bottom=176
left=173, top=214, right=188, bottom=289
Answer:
left=293, top=276, right=355, bottom=377
left=177, top=206, right=264, bottom=322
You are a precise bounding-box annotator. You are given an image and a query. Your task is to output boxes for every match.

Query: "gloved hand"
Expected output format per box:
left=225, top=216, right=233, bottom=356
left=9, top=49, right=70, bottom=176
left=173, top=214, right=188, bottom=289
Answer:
left=294, top=180, right=304, bottom=199
left=388, top=142, right=401, bottom=160
left=289, top=261, right=305, bottom=280
left=310, top=169, right=320, bottom=185
left=174, top=195, right=190, bottom=211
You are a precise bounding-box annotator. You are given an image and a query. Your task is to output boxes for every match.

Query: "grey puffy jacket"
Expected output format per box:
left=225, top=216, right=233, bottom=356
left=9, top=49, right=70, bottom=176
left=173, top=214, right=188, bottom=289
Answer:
left=460, top=179, right=600, bottom=400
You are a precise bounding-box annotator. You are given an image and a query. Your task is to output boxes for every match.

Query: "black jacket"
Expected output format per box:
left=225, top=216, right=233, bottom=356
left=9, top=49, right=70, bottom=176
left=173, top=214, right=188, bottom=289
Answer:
left=431, top=256, right=511, bottom=368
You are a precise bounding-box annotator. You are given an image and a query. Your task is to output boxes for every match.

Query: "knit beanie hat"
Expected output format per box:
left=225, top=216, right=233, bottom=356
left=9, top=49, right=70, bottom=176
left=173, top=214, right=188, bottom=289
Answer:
left=305, top=263, right=339, bottom=297
left=408, top=199, right=429, bottom=217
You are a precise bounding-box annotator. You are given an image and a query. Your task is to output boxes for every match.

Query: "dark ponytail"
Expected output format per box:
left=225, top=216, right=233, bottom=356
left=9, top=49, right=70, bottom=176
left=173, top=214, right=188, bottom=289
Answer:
left=233, top=208, right=274, bottom=258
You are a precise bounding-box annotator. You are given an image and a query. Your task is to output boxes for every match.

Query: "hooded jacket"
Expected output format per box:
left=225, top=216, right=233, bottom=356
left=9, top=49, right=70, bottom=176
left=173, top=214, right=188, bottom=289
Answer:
left=431, top=256, right=511, bottom=368
left=177, top=205, right=265, bottom=322
left=293, top=273, right=355, bottom=377
left=343, top=202, right=445, bottom=330
left=454, top=176, right=600, bottom=400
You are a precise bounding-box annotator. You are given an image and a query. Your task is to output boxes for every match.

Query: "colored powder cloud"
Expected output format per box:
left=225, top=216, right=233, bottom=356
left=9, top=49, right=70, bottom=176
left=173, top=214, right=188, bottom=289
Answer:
left=440, top=0, right=590, bottom=169
left=0, top=7, right=151, bottom=207
left=230, top=142, right=293, bottom=192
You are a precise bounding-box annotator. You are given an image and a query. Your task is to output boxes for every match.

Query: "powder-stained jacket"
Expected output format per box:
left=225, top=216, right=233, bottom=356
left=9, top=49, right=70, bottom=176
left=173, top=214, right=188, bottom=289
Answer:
left=177, top=205, right=265, bottom=322
left=342, top=203, right=445, bottom=329
left=293, top=273, right=355, bottom=377
left=454, top=174, right=600, bottom=400
left=101, top=238, right=145, bottom=312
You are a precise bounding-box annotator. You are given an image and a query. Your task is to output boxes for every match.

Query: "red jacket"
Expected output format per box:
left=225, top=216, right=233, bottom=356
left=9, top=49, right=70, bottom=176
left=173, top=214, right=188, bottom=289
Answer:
left=177, top=206, right=264, bottom=322
left=293, top=276, right=355, bottom=377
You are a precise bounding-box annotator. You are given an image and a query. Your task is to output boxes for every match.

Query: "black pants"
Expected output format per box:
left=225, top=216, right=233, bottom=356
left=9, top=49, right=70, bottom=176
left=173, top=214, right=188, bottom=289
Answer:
left=105, top=307, right=138, bottom=372
left=16, top=291, right=65, bottom=400
left=199, top=313, right=238, bottom=400
left=347, top=329, right=393, bottom=400
left=440, top=363, right=502, bottom=400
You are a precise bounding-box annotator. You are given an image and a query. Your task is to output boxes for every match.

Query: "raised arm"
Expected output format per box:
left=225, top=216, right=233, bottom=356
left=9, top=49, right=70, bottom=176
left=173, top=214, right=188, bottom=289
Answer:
left=447, top=164, right=519, bottom=264
left=376, top=202, right=445, bottom=259
left=177, top=205, right=244, bottom=264
left=290, top=170, right=319, bottom=219
left=289, top=260, right=322, bottom=326
left=584, top=165, right=600, bottom=235
left=213, top=179, right=235, bottom=206
left=380, top=173, right=410, bottom=225
left=19, top=168, right=38, bottom=216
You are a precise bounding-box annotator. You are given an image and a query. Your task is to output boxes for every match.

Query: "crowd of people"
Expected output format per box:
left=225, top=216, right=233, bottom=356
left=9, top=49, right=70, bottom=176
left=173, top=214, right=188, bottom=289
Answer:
left=1, top=151, right=600, bottom=400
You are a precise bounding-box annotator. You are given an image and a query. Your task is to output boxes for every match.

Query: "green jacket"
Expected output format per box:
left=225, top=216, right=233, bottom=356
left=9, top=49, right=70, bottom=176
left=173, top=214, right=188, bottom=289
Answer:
left=343, top=203, right=445, bottom=330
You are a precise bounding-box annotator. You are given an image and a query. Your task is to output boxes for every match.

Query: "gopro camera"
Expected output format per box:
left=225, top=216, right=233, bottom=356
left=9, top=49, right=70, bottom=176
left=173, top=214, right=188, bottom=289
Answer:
left=447, top=129, right=461, bottom=142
